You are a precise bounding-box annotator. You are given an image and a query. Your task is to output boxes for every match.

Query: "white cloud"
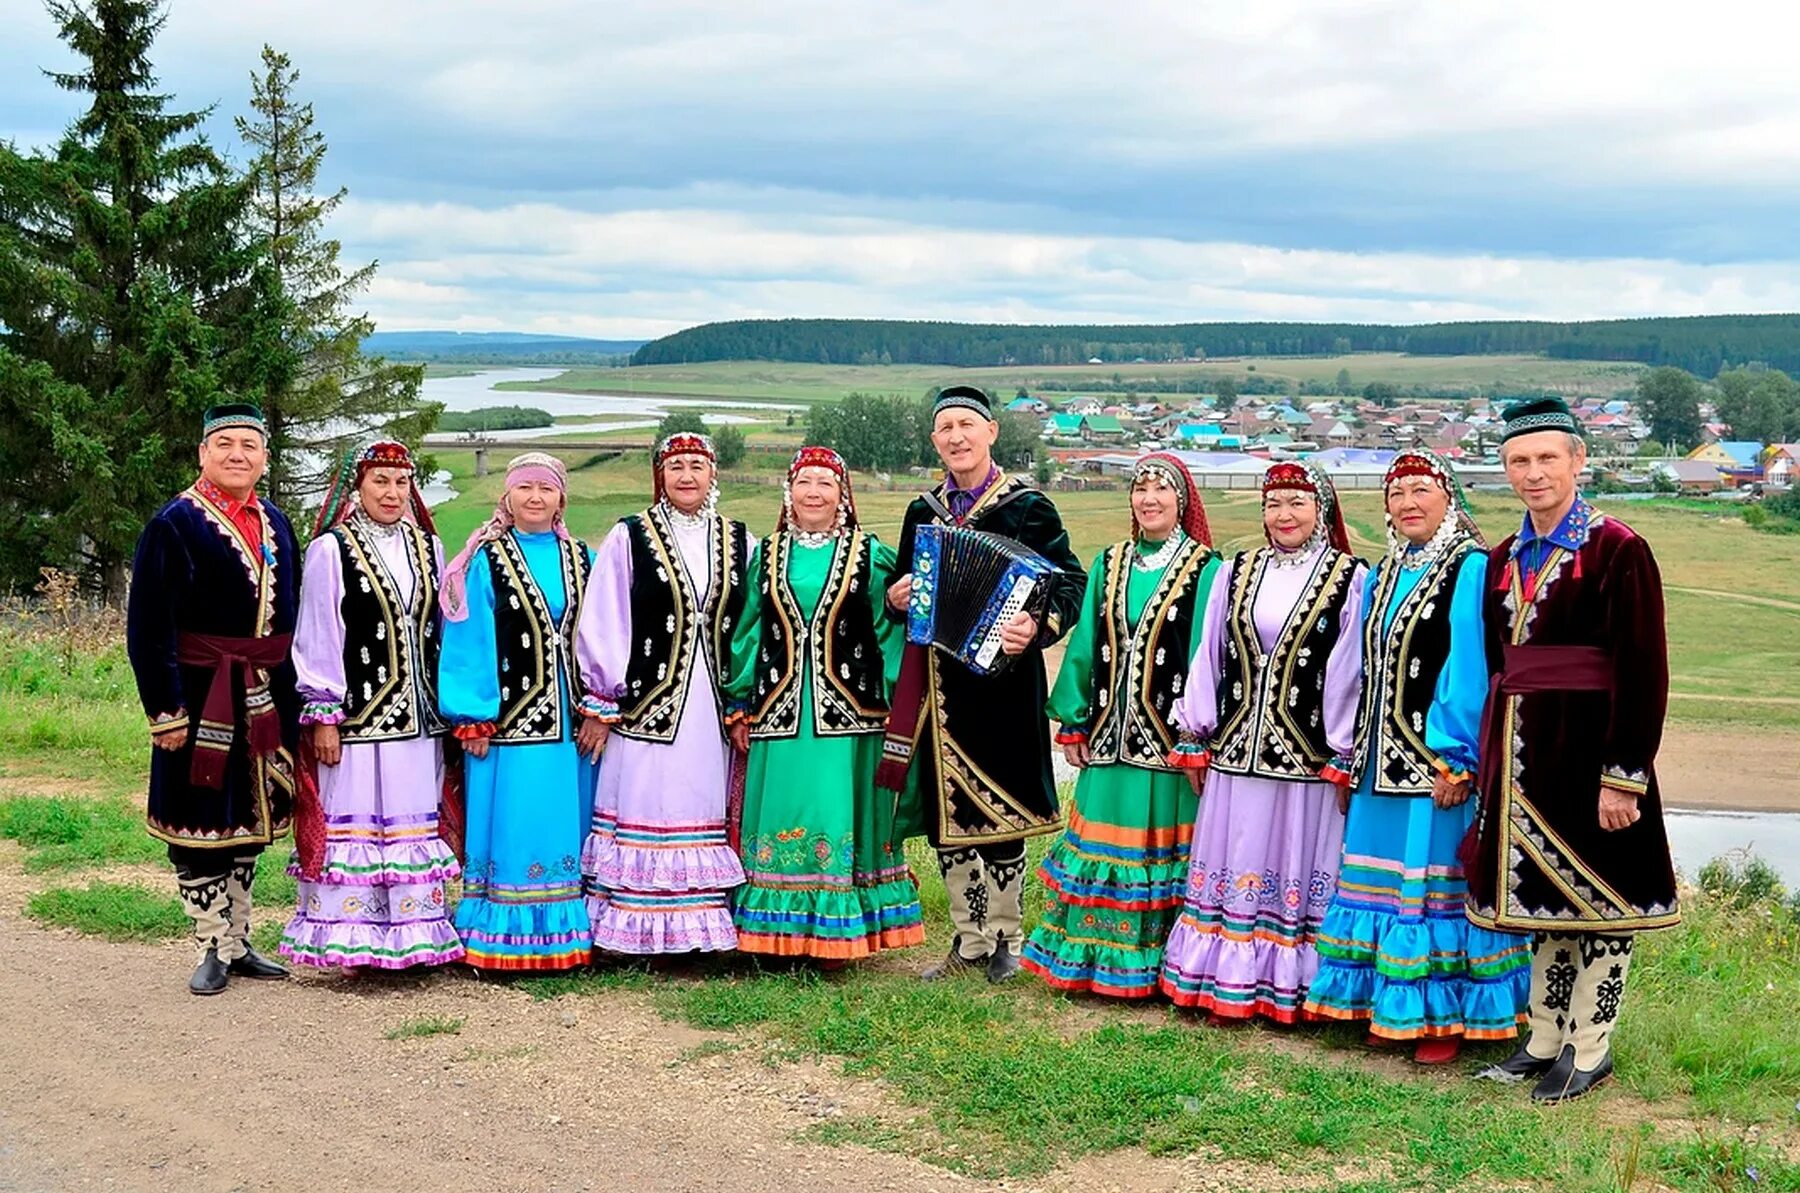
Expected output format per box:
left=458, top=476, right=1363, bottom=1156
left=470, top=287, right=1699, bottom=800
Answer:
left=339, top=194, right=1800, bottom=337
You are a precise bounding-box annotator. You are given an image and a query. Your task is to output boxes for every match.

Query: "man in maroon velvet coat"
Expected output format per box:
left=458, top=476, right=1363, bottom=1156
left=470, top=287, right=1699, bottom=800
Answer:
left=1465, top=397, right=1678, bottom=1104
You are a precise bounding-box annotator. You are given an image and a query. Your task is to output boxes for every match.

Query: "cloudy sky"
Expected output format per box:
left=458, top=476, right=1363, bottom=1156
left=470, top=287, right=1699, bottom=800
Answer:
left=3, top=0, right=1798, bottom=338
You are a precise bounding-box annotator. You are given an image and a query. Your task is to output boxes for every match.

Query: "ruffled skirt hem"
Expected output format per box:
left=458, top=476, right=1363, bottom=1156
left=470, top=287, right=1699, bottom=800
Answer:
left=279, top=916, right=465, bottom=970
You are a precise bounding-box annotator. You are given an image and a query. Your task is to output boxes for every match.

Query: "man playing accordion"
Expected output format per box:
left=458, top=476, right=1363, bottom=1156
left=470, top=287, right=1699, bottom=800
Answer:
left=878, top=385, right=1085, bottom=983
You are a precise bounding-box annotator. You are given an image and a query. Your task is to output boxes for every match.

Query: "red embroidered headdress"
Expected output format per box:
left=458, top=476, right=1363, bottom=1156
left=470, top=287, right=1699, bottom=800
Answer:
left=777, top=445, right=858, bottom=533
left=653, top=432, right=718, bottom=506
left=1262, top=459, right=1351, bottom=554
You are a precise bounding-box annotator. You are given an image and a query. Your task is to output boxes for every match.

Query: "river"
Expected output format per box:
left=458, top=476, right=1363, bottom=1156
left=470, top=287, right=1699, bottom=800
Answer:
left=420, top=366, right=802, bottom=417
left=414, top=366, right=801, bottom=505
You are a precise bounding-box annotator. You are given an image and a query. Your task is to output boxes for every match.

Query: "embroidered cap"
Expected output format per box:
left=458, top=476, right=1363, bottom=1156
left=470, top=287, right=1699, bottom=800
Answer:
left=201, top=402, right=266, bottom=441
left=931, top=385, right=995, bottom=423
left=1500, top=396, right=1581, bottom=444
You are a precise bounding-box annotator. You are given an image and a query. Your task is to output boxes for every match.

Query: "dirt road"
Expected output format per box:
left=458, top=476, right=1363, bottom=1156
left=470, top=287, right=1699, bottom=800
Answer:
left=0, top=913, right=998, bottom=1193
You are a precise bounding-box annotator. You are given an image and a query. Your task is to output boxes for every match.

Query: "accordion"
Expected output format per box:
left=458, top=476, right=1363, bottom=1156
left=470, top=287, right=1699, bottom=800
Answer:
left=906, top=525, right=1061, bottom=675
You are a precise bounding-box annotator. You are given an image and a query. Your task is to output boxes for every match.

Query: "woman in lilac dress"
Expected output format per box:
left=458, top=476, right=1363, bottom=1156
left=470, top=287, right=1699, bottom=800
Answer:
left=1160, top=459, right=1366, bottom=1023
left=576, top=432, right=751, bottom=954
left=281, top=441, right=463, bottom=970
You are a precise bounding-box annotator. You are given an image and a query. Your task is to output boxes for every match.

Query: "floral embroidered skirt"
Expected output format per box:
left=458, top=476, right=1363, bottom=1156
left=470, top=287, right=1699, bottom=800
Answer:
left=454, top=736, right=596, bottom=971
left=1159, top=773, right=1346, bottom=1023
left=1303, top=789, right=1530, bottom=1040
left=280, top=734, right=464, bottom=970
left=732, top=692, right=924, bottom=960
left=1022, top=763, right=1196, bottom=998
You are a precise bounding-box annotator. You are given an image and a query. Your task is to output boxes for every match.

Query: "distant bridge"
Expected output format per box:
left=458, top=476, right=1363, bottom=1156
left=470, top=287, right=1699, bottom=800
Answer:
left=422, top=435, right=790, bottom=476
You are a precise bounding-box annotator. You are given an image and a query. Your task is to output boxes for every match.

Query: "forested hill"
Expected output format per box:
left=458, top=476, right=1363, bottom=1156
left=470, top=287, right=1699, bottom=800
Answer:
left=632, top=315, right=1800, bottom=376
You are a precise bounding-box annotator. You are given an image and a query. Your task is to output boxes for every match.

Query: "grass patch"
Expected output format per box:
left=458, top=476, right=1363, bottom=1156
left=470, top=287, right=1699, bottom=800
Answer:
left=522, top=885, right=1800, bottom=1191
left=1621, top=893, right=1800, bottom=1122
left=25, top=881, right=185, bottom=942
left=0, top=637, right=144, bottom=782
left=382, top=1014, right=465, bottom=1040
left=0, top=793, right=163, bottom=871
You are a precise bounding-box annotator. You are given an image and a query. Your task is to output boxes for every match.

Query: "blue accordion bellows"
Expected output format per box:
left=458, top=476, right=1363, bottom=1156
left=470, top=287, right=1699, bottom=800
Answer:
left=906, top=524, right=1060, bottom=675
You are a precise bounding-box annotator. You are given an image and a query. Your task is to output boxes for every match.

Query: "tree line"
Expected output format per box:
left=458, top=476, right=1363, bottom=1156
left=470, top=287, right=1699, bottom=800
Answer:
left=806, top=391, right=1040, bottom=474
left=632, top=315, right=1800, bottom=377
left=0, top=1, right=436, bottom=598
left=1636, top=365, right=1800, bottom=449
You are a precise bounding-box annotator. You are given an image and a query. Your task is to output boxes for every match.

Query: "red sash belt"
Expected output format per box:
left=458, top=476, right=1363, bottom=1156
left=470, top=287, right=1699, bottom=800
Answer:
left=175, top=631, right=293, bottom=789
left=1475, top=644, right=1612, bottom=800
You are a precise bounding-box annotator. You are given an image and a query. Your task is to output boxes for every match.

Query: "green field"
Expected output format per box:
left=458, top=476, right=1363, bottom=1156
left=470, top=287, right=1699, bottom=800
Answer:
left=495, top=353, right=1650, bottom=407
left=428, top=452, right=1800, bottom=732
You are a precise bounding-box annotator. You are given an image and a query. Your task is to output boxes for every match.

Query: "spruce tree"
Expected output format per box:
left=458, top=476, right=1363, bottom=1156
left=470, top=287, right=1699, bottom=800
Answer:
left=0, top=0, right=256, bottom=597
left=235, top=45, right=433, bottom=509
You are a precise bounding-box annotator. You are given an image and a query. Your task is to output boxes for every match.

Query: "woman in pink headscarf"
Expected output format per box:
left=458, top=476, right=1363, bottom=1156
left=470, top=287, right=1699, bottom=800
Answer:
left=437, top=452, right=598, bottom=971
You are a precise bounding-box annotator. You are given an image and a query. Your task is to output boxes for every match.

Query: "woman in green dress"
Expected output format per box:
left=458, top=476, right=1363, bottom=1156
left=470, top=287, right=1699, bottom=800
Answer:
left=724, top=447, right=927, bottom=964
left=1022, top=453, right=1223, bottom=998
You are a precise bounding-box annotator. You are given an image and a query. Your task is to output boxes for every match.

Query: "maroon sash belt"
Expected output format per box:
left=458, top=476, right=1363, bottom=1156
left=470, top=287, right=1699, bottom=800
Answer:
left=875, top=643, right=930, bottom=793
left=1475, top=644, right=1612, bottom=800
left=175, top=631, right=293, bottom=789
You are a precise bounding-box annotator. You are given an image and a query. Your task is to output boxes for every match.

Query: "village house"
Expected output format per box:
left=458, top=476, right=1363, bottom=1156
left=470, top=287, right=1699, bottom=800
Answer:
left=1765, top=445, right=1798, bottom=487
left=1688, top=440, right=1766, bottom=484
left=1079, top=414, right=1129, bottom=444
left=1652, top=459, right=1727, bottom=494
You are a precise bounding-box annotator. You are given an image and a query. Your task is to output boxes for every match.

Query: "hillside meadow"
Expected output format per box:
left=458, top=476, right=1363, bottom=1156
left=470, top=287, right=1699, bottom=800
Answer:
left=493, top=353, right=1649, bottom=407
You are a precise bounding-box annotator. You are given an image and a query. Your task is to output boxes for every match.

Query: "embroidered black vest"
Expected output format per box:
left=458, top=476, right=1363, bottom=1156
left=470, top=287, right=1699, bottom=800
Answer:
left=748, top=530, right=889, bottom=740
left=1350, top=541, right=1479, bottom=796
left=1210, top=546, right=1360, bottom=780
left=1086, top=538, right=1213, bottom=769
left=486, top=532, right=592, bottom=745
left=616, top=507, right=751, bottom=744
left=335, top=519, right=445, bottom=742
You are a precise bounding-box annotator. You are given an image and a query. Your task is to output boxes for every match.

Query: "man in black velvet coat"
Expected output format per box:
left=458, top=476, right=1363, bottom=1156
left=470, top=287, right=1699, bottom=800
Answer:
left=126, top=404, right=301, bottom=994
left=1467, top=398, right=1678, bottom=1103
left=880, top=386, right=1085, bottom=983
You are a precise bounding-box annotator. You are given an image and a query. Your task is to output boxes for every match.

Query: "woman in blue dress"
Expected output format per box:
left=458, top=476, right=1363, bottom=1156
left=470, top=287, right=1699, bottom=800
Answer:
left=438, top=452, right=601, bottom=971
left=1303, top=448, right=1530, bottom=1062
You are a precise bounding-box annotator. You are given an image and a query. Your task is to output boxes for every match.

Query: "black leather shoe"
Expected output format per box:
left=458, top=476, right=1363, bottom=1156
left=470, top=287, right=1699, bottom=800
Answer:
left=1531, top=1044, right=1612, bottom=1104
left=985, top=941, right=1021, bottom=984
left=190, top=948, right=229, bottom=996
left=227, top=946, right=290, bottom=980
left=1474, top=1037, right=1559, bottom=1084
left=921, top=943, right=986, bottom=981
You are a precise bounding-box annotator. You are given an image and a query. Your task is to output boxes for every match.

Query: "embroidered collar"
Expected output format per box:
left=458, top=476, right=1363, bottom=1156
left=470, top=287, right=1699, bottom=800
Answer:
left=1510, top=495, right=1596, bottom=558
left=194, top=476, right=261, bottom=518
